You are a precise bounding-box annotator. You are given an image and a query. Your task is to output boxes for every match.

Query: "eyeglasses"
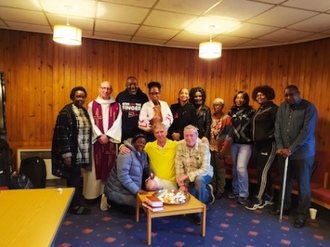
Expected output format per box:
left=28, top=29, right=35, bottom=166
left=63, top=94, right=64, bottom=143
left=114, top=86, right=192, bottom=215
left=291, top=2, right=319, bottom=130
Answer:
left=100, top=87, right=111, bottom=91
left=149, top=92, right=159, bottom=96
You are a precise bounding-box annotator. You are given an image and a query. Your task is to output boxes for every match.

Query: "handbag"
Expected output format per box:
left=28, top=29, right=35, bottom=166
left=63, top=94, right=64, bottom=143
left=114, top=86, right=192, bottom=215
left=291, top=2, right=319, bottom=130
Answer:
left=10, top=172, right=34, bottom=189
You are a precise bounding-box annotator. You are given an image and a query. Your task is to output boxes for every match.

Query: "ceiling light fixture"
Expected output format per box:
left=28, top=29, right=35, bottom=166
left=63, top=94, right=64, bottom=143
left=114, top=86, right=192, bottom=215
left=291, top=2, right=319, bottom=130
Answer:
left=53, top=5, right=82, bottom=46
left=199, top=25, right=222, bottom=59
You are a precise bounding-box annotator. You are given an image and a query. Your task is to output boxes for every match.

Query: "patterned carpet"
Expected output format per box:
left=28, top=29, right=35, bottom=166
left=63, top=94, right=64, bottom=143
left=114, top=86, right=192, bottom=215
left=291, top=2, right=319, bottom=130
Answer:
left=55, top=194, right=330, bottom=247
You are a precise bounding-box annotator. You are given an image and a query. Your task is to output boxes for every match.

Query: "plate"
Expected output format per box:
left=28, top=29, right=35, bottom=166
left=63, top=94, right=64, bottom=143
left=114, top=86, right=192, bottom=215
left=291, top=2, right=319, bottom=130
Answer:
left=152, top=190, right=190, bottom=204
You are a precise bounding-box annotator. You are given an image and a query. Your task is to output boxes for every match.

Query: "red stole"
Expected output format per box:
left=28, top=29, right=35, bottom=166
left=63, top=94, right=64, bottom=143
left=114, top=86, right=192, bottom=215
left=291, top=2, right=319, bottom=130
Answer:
left=92, top=101, right=120, bottom=182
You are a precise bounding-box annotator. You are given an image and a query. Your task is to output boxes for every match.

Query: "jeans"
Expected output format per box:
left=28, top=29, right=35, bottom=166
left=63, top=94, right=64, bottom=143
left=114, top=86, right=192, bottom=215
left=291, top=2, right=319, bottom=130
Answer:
left=188, top=175, right=212, bottom=218
left=188, top=175, right=212, bottom=204
left=231, top=143, right=252, bottom=198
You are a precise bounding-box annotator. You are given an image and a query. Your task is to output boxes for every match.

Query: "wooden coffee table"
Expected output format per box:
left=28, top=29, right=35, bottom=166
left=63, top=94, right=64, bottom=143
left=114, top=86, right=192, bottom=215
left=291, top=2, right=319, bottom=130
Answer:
left=136, top=192, right=206, bottom=245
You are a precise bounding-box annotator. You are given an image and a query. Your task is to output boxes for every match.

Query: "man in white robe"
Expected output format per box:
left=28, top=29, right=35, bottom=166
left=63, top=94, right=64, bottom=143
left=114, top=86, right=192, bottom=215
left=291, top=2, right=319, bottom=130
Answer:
left=83, top=81, right=122, bottom=202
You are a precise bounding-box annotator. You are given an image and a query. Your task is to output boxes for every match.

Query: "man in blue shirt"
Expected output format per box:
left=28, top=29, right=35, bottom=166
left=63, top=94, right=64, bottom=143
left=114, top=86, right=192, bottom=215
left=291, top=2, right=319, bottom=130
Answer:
left=270, top=85, right=317, bottom=228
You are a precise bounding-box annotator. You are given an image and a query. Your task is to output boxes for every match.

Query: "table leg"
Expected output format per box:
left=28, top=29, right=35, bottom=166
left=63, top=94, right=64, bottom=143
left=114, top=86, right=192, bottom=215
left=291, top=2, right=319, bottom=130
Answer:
left=136, top=195, right=141, bottom=222
left=147, top=211, right=152, bottom=245
left=200, top=203, right=206, bottom=236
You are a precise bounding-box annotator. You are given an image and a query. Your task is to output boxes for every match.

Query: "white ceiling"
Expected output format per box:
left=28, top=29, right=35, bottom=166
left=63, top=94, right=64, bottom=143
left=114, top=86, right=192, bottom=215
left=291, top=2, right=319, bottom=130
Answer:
left=1, top=0, right=330, bottom=50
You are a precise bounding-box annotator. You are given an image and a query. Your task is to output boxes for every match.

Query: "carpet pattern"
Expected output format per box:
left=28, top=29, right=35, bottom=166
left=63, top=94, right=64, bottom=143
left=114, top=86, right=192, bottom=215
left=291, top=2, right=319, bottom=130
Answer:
left=55, top=196, right=330, bottom=247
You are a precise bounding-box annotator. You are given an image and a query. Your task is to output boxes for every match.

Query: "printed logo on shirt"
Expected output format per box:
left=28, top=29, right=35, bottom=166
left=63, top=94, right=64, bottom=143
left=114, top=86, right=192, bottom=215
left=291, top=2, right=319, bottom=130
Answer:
left=122, top=102, right=142, bottom=112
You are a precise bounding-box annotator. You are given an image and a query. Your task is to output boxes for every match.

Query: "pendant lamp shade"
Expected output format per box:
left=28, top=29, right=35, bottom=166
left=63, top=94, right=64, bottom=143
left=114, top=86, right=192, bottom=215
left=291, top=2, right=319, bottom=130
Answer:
left=53, top=24, right=82, bottom=46
left=199, top=41, right=222, bottom=59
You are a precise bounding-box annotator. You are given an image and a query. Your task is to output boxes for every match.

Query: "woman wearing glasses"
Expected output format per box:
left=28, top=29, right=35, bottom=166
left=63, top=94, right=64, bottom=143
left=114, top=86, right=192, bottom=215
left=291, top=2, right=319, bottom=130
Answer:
left=138, top=81, right=173, bottom=142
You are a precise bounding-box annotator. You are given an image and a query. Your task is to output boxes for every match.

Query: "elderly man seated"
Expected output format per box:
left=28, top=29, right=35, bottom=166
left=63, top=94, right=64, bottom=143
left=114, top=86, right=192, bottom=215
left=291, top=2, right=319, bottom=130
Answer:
left=175, top=125, right=215, bottom=225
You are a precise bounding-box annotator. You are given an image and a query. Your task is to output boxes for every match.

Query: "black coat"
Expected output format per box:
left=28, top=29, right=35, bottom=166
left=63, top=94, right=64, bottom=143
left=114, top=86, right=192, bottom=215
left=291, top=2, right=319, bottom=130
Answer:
left=195, top=105, right=211, bottom=140
left=51, top=103, right=92, bottom=179
left=168, top=102, right=197, bottom=140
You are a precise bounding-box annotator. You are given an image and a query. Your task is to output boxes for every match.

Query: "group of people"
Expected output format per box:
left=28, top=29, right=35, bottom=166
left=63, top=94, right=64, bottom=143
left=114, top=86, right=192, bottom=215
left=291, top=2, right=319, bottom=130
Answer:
left=51, top=78, right=317, bottom=228
left=226, top=85, right=317, bottom=229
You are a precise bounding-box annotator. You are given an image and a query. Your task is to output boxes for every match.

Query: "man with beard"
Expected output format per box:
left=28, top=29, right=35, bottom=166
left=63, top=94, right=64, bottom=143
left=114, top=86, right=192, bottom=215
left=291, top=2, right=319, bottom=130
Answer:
left=116, top=76, right=149, bottom=142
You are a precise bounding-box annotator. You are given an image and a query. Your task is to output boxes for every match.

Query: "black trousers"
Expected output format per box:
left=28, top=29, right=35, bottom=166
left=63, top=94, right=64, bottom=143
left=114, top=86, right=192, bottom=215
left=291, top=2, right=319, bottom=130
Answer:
left=253, top=142, right=277, bottom=199
left=278, top=155, right=314, bottom=220
left=67, top=163, right=82, bottom=207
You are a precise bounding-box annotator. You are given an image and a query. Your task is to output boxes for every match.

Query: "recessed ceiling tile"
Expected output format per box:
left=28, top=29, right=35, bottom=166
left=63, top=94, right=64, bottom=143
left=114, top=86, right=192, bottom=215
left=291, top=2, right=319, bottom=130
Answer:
left=282, top=0, right=330, bottom=12
left=100, top=0, right=157, bottom=8
left=259, top=29, right=313, bottom=43
left=224, top=23, right=278, bottom=38
left=155, top=0, right=221, bottom=15
left=46, top=13, right=94, bottom=31
left=144, top=10, right=197, bottom=29
left=0, top=8, right=48, bottom=25
left=95, top=20, right=139, bottom=35
left=296, top=33, right=330, bottom=43
left=249, top=6, right=318, bottom=27
left=0, top=0, right=41, bottom=10
left=132, top=36, right=168, bottom=46
left=185, top=16, right=241, bottom=35
left=165, top=40, right=198, bottom=49
left=288, top=14, right=330, bottom=32
left=40, top=0, right=97, bottom=18
left=93, top=31, right=132, bottom=41
left=206, top=0, right=274, bottom=21
left=321, top=29, right=330, bottom=35
left=214, top=35, right=251, bottom=48
left=172, top=30, right=208, bottom=43
left=135, top=26, right=179, bottom=40
left=97, top=2, right=149, bottom=24
left=3, top=21, right=52, bottom=34
left=238, top=39, right=281, bottom=49
left=0, top=19, right=6, bottom=27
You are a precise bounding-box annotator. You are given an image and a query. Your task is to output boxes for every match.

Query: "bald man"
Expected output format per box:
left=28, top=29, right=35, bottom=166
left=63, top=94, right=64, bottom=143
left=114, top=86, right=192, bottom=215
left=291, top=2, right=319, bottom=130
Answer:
left=83, top=81, right=122, bottom=203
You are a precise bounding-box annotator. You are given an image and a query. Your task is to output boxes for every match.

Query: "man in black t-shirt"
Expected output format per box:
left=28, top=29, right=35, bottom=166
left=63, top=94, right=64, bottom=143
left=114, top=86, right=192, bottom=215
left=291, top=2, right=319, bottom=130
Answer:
left=116, top=76, right=149, bottom=142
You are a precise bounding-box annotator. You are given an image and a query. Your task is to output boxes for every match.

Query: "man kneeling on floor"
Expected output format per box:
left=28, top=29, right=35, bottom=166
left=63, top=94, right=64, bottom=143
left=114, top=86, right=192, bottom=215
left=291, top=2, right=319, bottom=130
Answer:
left=175, top=125, right=215, bottom=225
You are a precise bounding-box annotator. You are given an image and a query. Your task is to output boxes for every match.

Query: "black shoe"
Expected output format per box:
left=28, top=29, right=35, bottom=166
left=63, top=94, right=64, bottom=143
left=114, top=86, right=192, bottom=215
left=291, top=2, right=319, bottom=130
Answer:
left=237, top=197, right=248, bottom=205
left=194, top=215, right=201, bottom=225
left=294, top=218, right=306, bottom=228
left=269, top=208, right=290, bottom=215
left=85, top=199, right=96, bottom=205
left=215, top=193, right=223, bottom=200
left=69, top=206, right=92, bottom=215
left=227, top=192, right=239, bottom=199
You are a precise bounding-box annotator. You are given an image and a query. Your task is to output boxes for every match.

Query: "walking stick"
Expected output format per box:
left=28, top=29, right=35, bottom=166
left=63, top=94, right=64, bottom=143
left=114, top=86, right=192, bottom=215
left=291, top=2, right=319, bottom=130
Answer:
left=279, top=157, right=289, bottom=222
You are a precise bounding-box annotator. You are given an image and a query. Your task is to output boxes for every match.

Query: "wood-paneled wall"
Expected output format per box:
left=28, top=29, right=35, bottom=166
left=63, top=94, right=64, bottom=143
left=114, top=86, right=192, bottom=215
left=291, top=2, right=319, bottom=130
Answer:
left=0, top=29, right=329, bottom=158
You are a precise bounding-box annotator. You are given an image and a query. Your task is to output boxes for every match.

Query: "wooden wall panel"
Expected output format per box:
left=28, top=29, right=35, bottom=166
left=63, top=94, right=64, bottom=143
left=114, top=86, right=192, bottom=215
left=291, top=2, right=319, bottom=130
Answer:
left=0, top=29, right=329, bottom=159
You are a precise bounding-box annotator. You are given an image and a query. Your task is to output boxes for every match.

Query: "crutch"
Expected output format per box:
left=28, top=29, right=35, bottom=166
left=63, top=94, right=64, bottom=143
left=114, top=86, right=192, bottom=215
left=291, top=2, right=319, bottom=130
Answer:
left=279, top=156, right=289, bottom=222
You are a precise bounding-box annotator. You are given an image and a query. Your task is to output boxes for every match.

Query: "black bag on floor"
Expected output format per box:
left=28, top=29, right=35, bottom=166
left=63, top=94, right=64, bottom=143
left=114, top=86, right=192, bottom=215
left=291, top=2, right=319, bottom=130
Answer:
left=19, top=156, right=47, bottom=188
left=0, top=138, right=13, bottom=187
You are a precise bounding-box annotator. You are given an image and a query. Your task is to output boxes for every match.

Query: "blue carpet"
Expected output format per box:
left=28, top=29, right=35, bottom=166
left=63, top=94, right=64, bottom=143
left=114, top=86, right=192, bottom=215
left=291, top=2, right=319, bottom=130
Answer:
left=55, top=197, right=330, bottom=247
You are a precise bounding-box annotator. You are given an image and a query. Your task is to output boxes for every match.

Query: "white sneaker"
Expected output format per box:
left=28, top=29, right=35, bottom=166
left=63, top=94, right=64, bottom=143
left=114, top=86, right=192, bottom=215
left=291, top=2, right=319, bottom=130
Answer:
left=100, top=194, right=110, bottom=211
